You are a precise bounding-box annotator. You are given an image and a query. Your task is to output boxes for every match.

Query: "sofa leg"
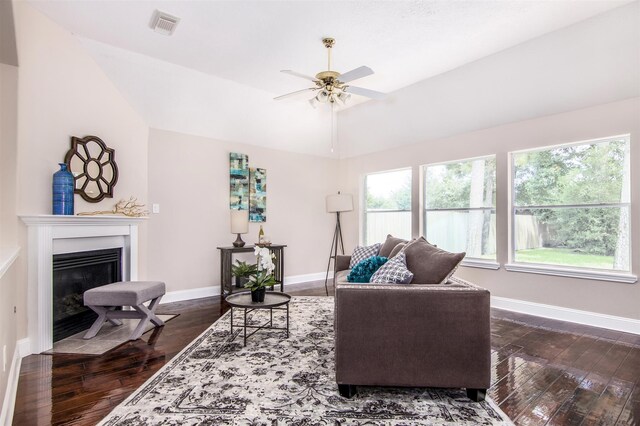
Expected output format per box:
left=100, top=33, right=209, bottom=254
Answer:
left=338, top=384, right=357, bottom=398
left=466, top=388, right=486, bottom=402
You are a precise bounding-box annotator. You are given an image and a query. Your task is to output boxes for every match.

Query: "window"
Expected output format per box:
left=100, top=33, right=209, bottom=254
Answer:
left=364, top=169, right=412, bottom=245
left=511, top=135, right=630, bottom=272
left=423, top=156, right=496, bottom=261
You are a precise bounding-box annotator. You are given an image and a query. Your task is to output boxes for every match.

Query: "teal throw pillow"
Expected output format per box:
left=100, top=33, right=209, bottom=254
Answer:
left=347, top=256, right=388, bottom=283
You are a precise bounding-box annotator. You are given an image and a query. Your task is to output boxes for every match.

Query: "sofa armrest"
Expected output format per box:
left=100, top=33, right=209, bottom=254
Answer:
left=335, top=255, right=351, bottom=272
left=335, top=283, right=491, bottom=390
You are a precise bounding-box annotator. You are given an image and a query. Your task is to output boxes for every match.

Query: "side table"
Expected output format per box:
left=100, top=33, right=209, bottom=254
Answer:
left=217, top=244, right=286, bottom=296
left=226, top=292, right=291, bottom=346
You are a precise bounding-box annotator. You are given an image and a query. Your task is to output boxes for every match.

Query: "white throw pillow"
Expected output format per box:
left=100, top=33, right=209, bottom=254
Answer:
left=369, top=252, right=414, bottom=284
left=349, top=243, right=382, bottom=269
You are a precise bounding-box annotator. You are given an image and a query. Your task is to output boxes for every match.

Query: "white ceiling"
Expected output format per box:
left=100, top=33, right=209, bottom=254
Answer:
left=28, top=0, right=631, bottom=98
left=25, top=0, right=638, bottom=157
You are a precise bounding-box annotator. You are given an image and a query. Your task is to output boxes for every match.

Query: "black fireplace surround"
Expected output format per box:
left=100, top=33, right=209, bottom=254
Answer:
left=52, top=248, right=122, bottom=342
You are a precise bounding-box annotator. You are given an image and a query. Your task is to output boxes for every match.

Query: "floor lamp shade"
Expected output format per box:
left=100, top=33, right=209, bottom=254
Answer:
left=326, top=194, right=353, bottom=213
left=230, top=209, right=249, bottom=234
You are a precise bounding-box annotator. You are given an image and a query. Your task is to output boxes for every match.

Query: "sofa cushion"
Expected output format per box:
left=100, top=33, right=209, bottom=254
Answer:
left=370, top=252, right=414, bottom=284
left=347, top=256, right=388, bottom=283
left=403, top=237, right=465, bottom=284
left=334, top=269, right=350, bottom=285
left=378, top=234, right=408, bottom=258
left=349, top=243, right=382, bottom=268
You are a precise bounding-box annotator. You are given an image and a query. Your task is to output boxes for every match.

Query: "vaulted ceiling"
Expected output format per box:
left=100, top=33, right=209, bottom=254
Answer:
left=27, top=0, right=639, bottom=157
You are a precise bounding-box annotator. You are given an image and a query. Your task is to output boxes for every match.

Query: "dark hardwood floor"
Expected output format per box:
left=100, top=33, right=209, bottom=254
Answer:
left=12, top=282, right=640, bottom=425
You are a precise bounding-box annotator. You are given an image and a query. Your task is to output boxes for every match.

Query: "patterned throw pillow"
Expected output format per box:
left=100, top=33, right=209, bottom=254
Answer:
left=347, top=256, right=388, bottom=283
left=349, top=243, right=382, bottom=268
left=369, top=252, right=414, bottom=284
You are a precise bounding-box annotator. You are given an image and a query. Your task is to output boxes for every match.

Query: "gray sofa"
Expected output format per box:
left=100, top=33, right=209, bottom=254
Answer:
left=334, top=254, right=491, bottom=401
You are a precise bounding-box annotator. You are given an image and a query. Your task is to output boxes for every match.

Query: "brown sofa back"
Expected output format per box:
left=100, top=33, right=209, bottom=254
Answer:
left=334, top=273, right=491, bottom=390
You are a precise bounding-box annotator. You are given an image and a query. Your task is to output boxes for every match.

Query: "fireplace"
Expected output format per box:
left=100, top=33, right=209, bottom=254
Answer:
left=21, top=214, right=143, bottom=354
left=53, top=248, right=122, bottom=341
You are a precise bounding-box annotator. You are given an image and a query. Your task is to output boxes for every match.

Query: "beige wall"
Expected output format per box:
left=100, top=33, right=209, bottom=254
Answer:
left=14, top=1, right=149, bottom=216
left=5, top=0, right=150, bottom=364
left=147, top=128, right=340, bottom=293
left=339, top=98, right=640, bottom=320
left=13, top=1, right=150, bottom=292
left=0, top=59, right=19, bottom=412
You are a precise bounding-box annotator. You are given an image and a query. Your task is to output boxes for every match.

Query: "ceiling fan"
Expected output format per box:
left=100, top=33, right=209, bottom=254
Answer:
left=274, top=37, right=386, bottom=108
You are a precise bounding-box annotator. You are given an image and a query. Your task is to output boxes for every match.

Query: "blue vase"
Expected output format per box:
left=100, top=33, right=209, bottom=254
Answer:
left=52, top=163, right=74, bottom=215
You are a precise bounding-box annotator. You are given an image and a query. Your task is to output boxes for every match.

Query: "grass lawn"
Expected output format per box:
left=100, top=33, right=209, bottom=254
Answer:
left=515, top=247, right=614, bottom=269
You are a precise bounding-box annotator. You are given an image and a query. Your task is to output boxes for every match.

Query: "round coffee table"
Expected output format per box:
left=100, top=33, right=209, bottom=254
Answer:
left=225, top=292, right=291, bottom=346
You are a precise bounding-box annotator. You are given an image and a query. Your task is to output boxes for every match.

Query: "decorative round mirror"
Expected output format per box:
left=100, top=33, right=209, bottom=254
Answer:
left=64, top=135, right=119, bottom=202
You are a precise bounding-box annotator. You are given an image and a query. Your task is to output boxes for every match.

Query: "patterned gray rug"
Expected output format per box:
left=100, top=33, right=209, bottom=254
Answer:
left=99, top=296, right=513, bottom=425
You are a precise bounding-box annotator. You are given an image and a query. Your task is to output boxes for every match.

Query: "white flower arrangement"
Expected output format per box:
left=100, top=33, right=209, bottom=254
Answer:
left=254, top=246, right=276, bottom=275
left=245, top=246, right=277, bottom=291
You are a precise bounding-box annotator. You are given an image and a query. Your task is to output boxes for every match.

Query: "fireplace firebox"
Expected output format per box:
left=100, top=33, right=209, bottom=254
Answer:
left=52, top=248, right=122, bottom=342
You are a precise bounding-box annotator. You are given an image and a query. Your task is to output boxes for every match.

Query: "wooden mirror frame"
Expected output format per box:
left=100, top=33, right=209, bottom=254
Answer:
left=64, top=135, right=119, bottom=203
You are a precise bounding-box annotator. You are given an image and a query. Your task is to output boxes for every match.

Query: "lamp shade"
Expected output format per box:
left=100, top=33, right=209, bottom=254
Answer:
left=230, top=209, right=249, bottom=234
left=326, top=193, right=353, bottom=213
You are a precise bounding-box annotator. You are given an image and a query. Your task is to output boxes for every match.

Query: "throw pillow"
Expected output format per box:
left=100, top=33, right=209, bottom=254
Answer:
left=369, top=252, right=414, bottom=284
left=349, top=243, right=382, bottom=268
left=403, top=237, right=465, bottom=284
left=389, top=240, right=410, bottom=258
left=378, top=234, right=409, bottom=258
left=347, top=256, right=388, bottom=283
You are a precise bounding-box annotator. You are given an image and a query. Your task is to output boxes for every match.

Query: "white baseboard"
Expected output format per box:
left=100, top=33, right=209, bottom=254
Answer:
left=1, top=338, right=28, bottom=426
left=284, top=271, right=333, bottom=285
left=160, top=286, right=220, bottom=304
left=16, top=339, right=29, bottom=359
left=491, top=296, right=640, bottom=335
left=160, top=272, right=332, bottom=304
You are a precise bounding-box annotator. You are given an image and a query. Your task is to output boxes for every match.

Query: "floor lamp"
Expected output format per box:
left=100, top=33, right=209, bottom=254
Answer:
left=324, top=193, right=353, bottom=296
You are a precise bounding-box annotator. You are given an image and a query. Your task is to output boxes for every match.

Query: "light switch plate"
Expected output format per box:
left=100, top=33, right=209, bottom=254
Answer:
left=152, top=204, right=160, bottom=214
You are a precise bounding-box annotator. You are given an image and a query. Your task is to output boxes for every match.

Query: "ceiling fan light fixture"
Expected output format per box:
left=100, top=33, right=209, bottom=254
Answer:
left=316, top=89, right=330, bottom=103
left=336, top=92, right=351, bottom=104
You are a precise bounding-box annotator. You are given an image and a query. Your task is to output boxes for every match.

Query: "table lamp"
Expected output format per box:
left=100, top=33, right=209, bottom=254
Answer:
left=231, top=209, right=249, bottom=247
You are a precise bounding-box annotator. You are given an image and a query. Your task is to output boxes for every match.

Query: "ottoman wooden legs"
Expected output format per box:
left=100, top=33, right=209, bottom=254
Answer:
left=83, top=281, right=167, bottom=341
left=130, top=296, right=165, bottom=340
left=84, top=295, right=165, bottom=340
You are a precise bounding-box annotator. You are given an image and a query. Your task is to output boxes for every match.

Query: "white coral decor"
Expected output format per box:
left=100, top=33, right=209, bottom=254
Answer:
left=254, top=246, right=276, bottom=275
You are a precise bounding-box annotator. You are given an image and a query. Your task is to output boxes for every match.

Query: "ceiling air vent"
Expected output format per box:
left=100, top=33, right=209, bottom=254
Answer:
left=150, top=10, right=180, bottom=36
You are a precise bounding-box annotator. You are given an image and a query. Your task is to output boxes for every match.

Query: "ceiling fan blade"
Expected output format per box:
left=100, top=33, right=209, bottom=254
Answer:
left=280, top=70, right=318, bottom=82
left=338, top=66, right=374, bottom=83
left=344, top=85, right=386, bottom=100
left=274, top=88, right=316, bottom=100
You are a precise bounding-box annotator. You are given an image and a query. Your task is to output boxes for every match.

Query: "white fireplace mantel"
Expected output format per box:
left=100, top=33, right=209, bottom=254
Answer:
left=20, top=215, right=147, bottom=354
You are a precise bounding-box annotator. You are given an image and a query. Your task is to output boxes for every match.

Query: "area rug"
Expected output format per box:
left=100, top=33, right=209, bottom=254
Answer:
left=45, top=314, right=177, bottom=355
left=99, top=296, right=513, bottom=425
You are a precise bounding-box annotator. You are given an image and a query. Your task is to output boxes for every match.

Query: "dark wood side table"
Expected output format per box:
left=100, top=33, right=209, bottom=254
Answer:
left=226, top=292, right=291, bottom=346
left=216, top=244, right=286, bottom=296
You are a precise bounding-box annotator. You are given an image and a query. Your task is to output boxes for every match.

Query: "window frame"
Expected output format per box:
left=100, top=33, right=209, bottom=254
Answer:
left=362, top=167, right=412, bottom=246
left=506, top=134, right=636, bottom=283
left=421, top=155, right=499, bottom=269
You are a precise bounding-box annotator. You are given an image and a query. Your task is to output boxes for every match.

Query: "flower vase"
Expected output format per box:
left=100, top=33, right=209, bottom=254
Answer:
left=52, top=163, right=74, bottom=215
left=251, top=287, right=266, bottom=303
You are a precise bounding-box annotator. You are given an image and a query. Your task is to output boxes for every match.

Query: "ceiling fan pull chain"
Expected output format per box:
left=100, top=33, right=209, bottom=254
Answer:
left=331, top=101, right=335, bottom=153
